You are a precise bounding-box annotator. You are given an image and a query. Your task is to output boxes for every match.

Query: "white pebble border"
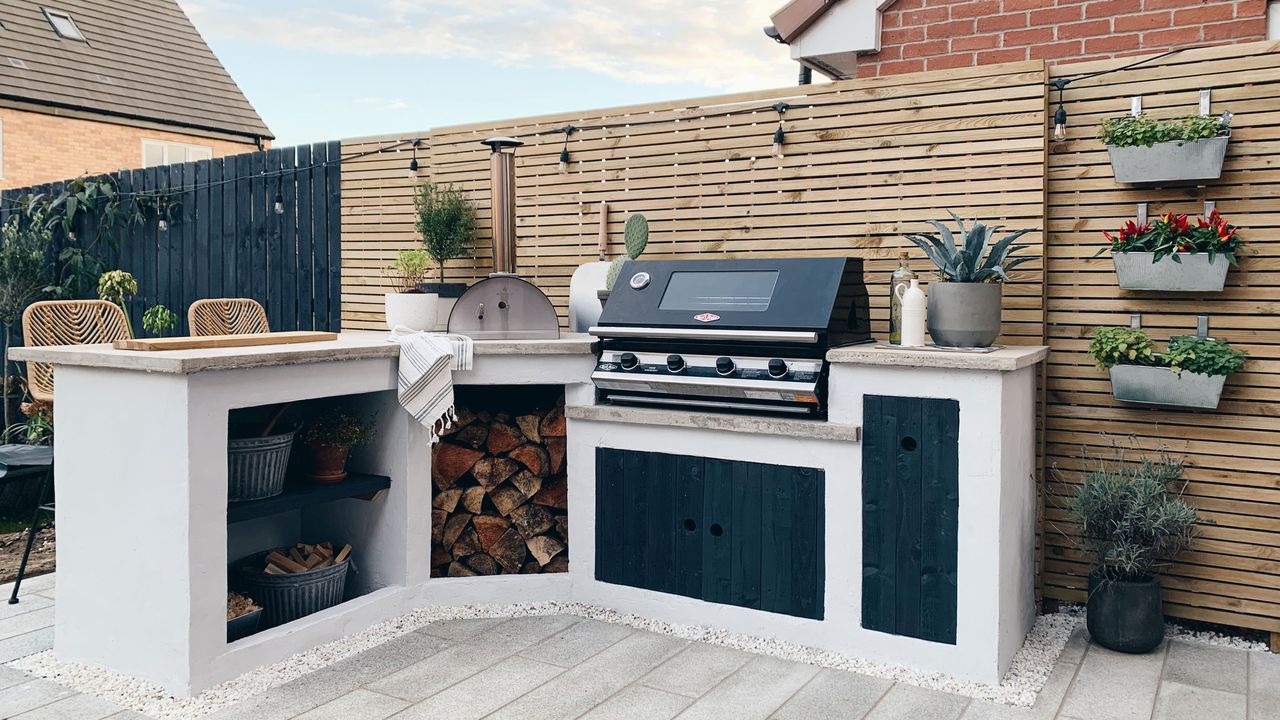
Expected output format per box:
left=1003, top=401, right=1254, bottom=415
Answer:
left=10, top=601, right=1269, bottom=719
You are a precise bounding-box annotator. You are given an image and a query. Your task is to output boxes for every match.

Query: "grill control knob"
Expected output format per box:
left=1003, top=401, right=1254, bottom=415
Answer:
left=666, top=354, right=686, bottom=373
left=768, top=359, right=789, bottom=378
left=715, top=356, right=736, bottom=376
left=619, top=352, right=639, bottom=371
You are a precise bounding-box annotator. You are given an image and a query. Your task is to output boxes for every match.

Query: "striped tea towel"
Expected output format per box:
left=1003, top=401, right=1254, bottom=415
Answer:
left=389, top=328, right=475, bottom=442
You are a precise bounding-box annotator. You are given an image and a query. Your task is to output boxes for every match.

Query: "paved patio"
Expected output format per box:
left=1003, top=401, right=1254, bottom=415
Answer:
left=0, top=575, right=1274, bottom=720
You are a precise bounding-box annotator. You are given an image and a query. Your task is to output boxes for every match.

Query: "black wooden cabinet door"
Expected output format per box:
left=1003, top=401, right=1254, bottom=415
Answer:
left=861, top=395, right=960, bottom=644
left=595, top=448, right=824, bottom=620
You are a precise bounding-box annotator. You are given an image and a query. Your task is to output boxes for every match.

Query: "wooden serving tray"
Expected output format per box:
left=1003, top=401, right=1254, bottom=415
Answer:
left=113, top=331, right=338, bottom=351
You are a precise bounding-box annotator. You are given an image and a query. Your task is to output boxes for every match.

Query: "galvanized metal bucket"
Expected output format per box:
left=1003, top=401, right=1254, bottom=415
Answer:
left=228, top=428, right=297, bottom=501
left=1109, top=365, right=1226, bottom=410
left=1107, top=134, right=1228, bottom=184
left=1112, top=252, right=1230, bottom=292
left=234, top=554, right=350, bottom=629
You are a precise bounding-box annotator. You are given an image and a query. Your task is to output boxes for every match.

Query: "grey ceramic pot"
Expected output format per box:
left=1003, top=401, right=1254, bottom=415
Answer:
left=926, top=282, right=1002, bottom=348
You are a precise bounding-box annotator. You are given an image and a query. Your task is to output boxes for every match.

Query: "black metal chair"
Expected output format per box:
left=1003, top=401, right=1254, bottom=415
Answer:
left=0, top=445, right=53, bottom=604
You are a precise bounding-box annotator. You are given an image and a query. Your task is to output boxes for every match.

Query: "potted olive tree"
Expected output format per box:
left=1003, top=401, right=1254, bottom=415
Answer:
left=1102, top=210, right=1242, bottom=292
left=904, top=212, right=1031, bottom=348
left=1101, top=112, right=1231, bottom=184
left=1088, top=326, right=1246, bottom=410
left=414, top=182, right=476, bottom=330
left=301, top=408, right=373, bottom=483
left=1067, top=451, right=1198, bottom=653
left=383, top=249, right=435, bottom=331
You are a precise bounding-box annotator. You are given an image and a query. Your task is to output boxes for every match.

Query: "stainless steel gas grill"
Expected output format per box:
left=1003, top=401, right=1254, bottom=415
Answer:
left=588, top=257, right=871, bottom=417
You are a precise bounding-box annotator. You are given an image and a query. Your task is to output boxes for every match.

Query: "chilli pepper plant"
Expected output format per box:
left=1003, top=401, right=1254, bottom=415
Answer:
left=1101, top=210, right=1242, bottom=265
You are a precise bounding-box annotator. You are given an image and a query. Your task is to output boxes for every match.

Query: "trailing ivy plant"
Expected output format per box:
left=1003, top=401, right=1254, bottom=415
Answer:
left=904, top=211, right=1032, bottom=283
left=1099, top=113, right=1228, bottom=148
left=1100, top=210, right=1242, bottom=265
left=1088, top=326, right=1247, bottom=377
left=1065, top=449, right=1198, bottom=581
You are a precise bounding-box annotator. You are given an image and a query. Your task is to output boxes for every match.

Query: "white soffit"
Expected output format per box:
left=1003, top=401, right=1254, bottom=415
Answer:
left=788, top=0, right=896, bottom=79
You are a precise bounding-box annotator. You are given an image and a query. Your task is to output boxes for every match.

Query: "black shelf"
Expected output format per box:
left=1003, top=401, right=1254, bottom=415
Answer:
left=228, top=472, right=391, bottom=523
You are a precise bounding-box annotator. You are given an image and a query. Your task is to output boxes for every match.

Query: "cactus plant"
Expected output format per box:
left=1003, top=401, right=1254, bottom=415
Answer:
left=606, top=214, right=649, bottom=290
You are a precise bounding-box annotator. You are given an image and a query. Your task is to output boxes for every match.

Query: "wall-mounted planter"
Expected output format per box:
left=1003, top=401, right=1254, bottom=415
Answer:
left=1112, top=252, right=1230, bottom=292
left=1108, top=365, right=1226, bottom=410
left=1107, top=134, right=1228, bottom=184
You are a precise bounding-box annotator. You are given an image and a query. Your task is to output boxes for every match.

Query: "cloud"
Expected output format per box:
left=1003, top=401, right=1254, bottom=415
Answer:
left=183, top=0, right=795, bottom=91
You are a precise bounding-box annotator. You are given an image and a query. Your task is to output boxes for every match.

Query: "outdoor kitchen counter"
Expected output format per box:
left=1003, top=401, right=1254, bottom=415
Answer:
left=826, top=343, right=1049, bottom=371
left=9, top=330, right=595, bottom=373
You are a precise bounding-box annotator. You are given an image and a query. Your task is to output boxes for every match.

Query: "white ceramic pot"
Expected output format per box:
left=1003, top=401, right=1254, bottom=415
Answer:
left=384, top=292, right=439, bottom=332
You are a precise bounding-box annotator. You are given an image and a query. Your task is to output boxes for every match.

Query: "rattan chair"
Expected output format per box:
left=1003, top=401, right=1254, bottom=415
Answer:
left=21, top=300, right=131, bottom=404
left=188, top=298, right=269, bottom=336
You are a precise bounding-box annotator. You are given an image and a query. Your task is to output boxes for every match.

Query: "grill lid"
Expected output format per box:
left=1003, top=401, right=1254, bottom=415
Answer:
left=448, top=276, right=561, bottom=340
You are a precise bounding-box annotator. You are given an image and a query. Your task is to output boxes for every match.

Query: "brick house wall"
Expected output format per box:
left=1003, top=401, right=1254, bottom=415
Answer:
left=0, top=107, right=260, bottom=190
left=856, top=0, right=1272, bottom=77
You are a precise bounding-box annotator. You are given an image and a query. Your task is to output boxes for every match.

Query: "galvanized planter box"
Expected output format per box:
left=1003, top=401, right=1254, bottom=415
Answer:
left=1109, top=365, right=1226, bottom=410
left=1107, top=134, right=1229, bottom=184
left=1112, top=252, right=1230, bottom=292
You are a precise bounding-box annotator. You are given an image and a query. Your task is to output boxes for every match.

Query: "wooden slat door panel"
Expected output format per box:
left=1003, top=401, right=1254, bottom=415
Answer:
left=862, top=395, right=959, bottom=644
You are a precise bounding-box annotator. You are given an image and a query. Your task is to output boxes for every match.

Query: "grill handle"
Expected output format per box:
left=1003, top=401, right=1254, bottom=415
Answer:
left=588, top=326, right=820, bottom=344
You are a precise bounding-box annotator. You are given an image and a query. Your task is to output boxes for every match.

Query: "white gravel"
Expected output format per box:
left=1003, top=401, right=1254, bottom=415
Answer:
left=9, top=602, right=1086, bottom=718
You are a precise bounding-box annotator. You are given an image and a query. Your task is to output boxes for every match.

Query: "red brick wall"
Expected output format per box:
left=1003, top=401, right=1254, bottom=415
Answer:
left=857, top=0, right=1269, bottom=77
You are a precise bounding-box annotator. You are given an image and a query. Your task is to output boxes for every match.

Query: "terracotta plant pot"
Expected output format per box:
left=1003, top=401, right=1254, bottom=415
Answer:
left=306, top=442, right=351, bottom=483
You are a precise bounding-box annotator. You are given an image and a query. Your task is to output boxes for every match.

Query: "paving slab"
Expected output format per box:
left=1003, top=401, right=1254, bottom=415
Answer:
left=640, top=642, right=753, bottom=698
left=1152, top=680, right=1246, bottom=720
left=1059, top=627, right=1088, bottom=665
left=487, top=631, right=688, bottom=720
left=673, top=654, right=820, bottom=720
left=312, top=631, right=449, bottom=689
left=961, top=659, right=1079, bottom=720
left=0, top=627, right=54, bottom=663
left=0, top=607, right=55, bottom=642
left=772, top=667, right=893, bottom=719
left=389, top=655, right=563, bottom=720
left=1248, top=651, right=1280, bottom=720
left=0, top=595, right=53, bottom=621
left=0, top=679, right=77, bottom=718
left=864, top=683, right=970, bottom=720
left=519, top=618, right=634, bottom=668
left=1057, top=642, right=1165, bottom=720
left=291, top=688, right=408, bottom=720
left=416, top=617, right=508, bottom=642
left=578, top=684, right=693, bottom=720
left=10, top=691, right=123, bottom=719
left=1162, top=640, right=1248, bottom=694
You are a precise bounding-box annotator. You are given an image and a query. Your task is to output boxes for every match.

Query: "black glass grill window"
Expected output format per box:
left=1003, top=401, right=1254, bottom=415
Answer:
left=658, top=271, right=779, bottom=312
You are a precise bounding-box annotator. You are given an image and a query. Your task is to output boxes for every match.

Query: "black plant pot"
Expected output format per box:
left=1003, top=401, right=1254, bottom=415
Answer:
left=1087, top=571, right=1165, bottom=653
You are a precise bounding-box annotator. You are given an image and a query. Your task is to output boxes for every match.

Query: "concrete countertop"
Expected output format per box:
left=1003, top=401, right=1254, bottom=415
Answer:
left=566, top=404, right=861, bottom=442
left=9, top=330, right=595, bottom=375
left=826, top=343, right=1048, bottom=372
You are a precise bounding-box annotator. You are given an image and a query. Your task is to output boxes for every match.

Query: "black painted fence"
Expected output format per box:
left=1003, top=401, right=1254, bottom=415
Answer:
left=0, top=141, right=342, bottom=336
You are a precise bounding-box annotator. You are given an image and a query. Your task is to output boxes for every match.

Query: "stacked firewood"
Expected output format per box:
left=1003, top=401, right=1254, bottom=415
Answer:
left=252, top=542, right=351, bottom=574
left=431, top=399, right=568, bottom=577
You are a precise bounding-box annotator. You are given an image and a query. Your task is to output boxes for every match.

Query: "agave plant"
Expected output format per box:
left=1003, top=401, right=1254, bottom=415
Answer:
left=905, top=212, right=1032, bottom=283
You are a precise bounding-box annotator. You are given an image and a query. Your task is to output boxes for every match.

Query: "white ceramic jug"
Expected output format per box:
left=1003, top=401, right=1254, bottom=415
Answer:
left=898, top=278, right=927, bottom=347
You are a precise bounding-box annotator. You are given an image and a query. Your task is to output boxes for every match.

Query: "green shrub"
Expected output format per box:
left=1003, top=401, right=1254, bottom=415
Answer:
left=1164, top=336, right=1246, bottom=376
left=1099, top=113, right=1227, bottom=148
left=1088, top=326, right=1158, bottom=370
left=414, top=183, right=476, bottom=283
left=1087, top=326, right=1246, bottom=377
left=303, top=409, right=374, bottom=450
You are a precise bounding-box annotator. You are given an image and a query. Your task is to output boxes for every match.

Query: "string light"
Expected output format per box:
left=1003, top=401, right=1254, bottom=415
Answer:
left=557, top=125, right=576, bottom=175
left=1045, top=47, right=1190, bottom=143
left=1050, top=79, right=1068, bottom=142
left=273, top=190, right=285, bottom=216
left=407, top=138, right=422, bottom=179
left=771, top=102, right=789, bottom=159
left=157, top=218, right=168, bottom=232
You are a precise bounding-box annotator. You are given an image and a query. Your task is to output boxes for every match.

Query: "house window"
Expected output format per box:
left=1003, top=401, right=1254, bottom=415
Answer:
left=142, top=139, right=214, bottom=167
left=42, top=8, right=85, bottom=42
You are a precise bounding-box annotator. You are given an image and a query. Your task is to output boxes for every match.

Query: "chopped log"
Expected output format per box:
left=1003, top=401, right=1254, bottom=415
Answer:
left=465, top=553, right=498, bottom=575
left=555, top=515, right=568, bottom=541
left=431, top=509, right=447, bottom=545
left=532, top=476, right=567, bottom=510
left=486, top=422, right=524, bottom=454
left=288, top=547, right=306, bottom=565
left=515, top=414, right=542, bottom=444
left=546, top=438, right=566, bottom=475
left=540, top=405, right=566, bottom=438
left=477, top=410, right=493, bottom=423
left=433, top=487, right=463, bottom=513
left=432, top=444, right=484, bottom=489
left=545, top=554, right=569, bottom=573
left=510, top=469, right=543, bottom=499
left=335, top=544, right=353, bottom=564
left=431, top=546, right=452, bottom=568
left=442, top=512, right=472, bottom=550
left=473, top=515, right=511, bottom=552
left=509, top=444, right=549, bottom=477
left=454, top=423, right=489, bottom=449
left=520, top=560, right=541, bottom=574
left=447, top=561, right=477, bottom=577
left=526, top=535, right=566, bottom=566
left=264, top=563, right=287, bottom=575
left=510, top=502, right=554, bottom=539
left=491, top=527, right=528, bottom=573
left=471, top=457, right=519, bottom=490
left=489, top=483, right=527, bottom=517
left=266, top=551, right=308, bottom=574
left=461, top=485, right=487, bottom=514
left=440, top=406, right=475, bottom=436
left=451, top=526, right=482, bottom=559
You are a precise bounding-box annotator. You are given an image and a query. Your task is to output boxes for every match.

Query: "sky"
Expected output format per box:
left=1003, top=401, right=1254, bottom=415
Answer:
left=179, top=1, right=805, bottom=147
